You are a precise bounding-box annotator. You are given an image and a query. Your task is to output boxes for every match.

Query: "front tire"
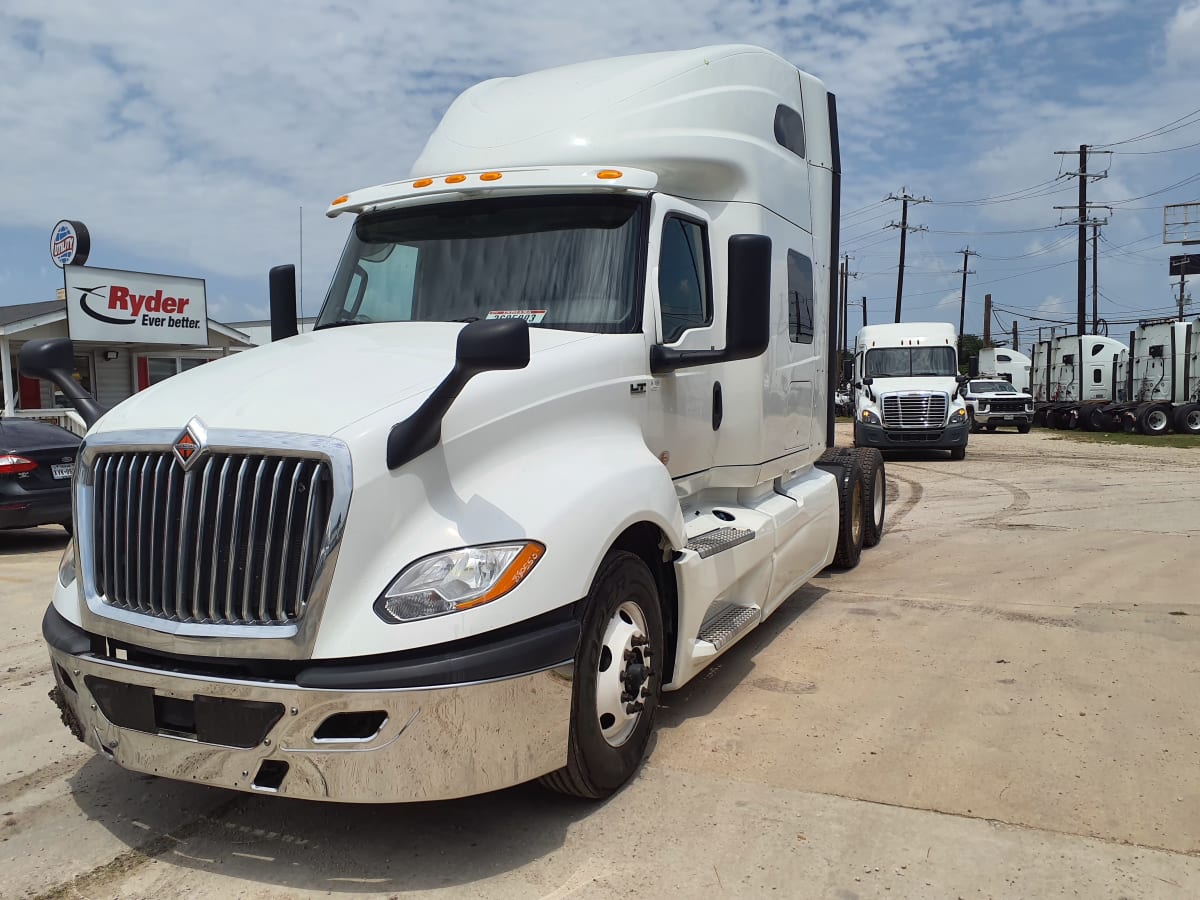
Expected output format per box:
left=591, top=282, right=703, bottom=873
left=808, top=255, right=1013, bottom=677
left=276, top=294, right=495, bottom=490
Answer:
left=541, top=551, right=663, bottom=799
left=949, top=446, right=966, bottom=460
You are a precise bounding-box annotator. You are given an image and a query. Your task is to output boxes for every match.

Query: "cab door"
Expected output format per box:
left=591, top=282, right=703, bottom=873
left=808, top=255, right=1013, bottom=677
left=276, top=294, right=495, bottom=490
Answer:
left=642, top=197, right=720, bottom=480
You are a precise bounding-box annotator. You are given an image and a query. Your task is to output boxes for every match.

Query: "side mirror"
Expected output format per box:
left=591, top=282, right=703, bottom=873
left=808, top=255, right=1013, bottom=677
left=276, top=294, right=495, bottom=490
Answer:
left=956, top=374, right=970, bottom=385
left=454, top=317, right=531, bottom=375
left=650, top=234, right=772, bottom=373
left=862, top=376, right=874, bottom=386
left=18, top=338, right=106, bottom=427
left=387, top=319, right=530, bottom=469
left=269, top=265, right=299, bottom=341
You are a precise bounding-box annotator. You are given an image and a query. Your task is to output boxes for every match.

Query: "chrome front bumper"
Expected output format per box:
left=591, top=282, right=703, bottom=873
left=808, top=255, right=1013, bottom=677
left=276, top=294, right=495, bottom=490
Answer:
left=49, top=646, right=572, bottom=803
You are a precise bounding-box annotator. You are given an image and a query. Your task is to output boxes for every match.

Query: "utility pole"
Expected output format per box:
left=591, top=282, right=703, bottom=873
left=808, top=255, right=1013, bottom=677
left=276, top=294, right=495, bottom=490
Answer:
left=886, top=188, right=930, bottom=323
left=1180, top=270, right=1188, bottom=320
left=1012, top=320, right=1019, bottom=352
left=838, top=253, right=857, bottom=374
left=1053, top=145, right=1111, bottom=335
left=982, top=293, right=992, bottom=346
left=1091, top=224, right=1099, bottom=332
left=957, top=247, right=977, bottom=363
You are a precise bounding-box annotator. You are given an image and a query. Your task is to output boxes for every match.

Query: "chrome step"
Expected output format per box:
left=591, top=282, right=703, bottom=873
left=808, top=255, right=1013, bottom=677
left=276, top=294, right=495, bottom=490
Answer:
left=686, top=526, right=754, bottom=559
left=697, top=605, right=758, bottom=650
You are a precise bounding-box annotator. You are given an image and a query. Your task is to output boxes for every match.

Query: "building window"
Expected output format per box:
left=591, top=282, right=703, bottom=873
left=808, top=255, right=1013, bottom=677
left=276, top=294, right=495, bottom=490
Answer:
left=658, top=217, right=711, bottom=343
left=145, top=356, right=212, bottom=387
left=788, top=250, right=815, bottom=344
left=774, top=105, right=806, bottom=159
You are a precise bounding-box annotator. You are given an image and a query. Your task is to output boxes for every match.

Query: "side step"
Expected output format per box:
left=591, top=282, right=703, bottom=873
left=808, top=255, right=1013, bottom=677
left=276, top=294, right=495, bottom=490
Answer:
left=696, top=605, right=759, bottom=651
left=686, top=526, right=754, bottom=559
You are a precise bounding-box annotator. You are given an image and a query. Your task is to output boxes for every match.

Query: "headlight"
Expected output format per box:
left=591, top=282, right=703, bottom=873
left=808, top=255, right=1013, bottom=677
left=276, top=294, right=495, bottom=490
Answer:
left=950, top=408, right=968, bottom=423
left=58, top=540, right=77, bottom=587
left=375, top=542, right=545, bottom=623
left=859, top=409, right=881, bottom=426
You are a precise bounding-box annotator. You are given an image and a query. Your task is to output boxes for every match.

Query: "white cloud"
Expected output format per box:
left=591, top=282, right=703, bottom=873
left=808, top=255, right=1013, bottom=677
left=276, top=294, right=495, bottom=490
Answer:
left=1166, top=1, right=1200, bottom=67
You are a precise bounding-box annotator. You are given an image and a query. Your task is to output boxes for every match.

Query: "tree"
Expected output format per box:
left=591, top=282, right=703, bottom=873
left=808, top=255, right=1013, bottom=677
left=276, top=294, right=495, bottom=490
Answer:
left=959, top=333, right=985, bottom=374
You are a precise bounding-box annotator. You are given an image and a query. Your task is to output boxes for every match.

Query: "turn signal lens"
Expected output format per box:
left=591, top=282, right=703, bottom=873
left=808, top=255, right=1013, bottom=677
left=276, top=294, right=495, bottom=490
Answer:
left=330, top=195, right=349, bottom=206
left=412, top=178, right=434, bottom=188
left=596, top=169, right=623, bottom=179
left=479, top=171, right=503, bottom=181
left=444, top=174, right=466, bottom=184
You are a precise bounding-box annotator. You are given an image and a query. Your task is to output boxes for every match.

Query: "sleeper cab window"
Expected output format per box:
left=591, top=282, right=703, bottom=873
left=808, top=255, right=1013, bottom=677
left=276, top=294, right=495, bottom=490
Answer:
left=788, top=250, right=815, bottom=344
left=774, top=105, right=805, bottom=159
left=658, top=216, right=711, bottom=343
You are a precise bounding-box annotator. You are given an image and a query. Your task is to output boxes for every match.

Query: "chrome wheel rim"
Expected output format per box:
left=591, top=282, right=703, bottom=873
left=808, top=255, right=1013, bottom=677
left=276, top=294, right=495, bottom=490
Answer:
left=1186, top=410, right=1200, bottom=432
left=851, top=481, right=863, bottom=545
left=595, top=600, right=651, bottom=748
left=872, top=470, right=884, bottom=526
left=1147, top=409, right=1168, bottom=432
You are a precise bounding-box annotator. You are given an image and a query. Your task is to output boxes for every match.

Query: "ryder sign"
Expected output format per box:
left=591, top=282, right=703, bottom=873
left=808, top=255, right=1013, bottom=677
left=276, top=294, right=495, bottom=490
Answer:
left=65, top=265, right=208, bottom=346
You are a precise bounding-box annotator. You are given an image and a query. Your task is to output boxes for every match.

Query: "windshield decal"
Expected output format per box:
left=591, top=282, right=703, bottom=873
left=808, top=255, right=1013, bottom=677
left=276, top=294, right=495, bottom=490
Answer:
left=486, top=310, right=547, bottom=323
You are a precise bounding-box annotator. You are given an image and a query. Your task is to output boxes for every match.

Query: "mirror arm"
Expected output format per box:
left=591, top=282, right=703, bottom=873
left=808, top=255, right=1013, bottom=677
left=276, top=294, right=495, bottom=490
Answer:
left=386, top=364, right=472, bottom=470
left=649, top=346, right=725, bottom=374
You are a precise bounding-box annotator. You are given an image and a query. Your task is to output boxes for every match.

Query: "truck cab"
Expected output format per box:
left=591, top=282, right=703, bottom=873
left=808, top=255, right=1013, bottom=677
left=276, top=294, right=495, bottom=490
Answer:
left=26, top=45, right=887, bottom=804
left=852, top=322, right=970, bottom=459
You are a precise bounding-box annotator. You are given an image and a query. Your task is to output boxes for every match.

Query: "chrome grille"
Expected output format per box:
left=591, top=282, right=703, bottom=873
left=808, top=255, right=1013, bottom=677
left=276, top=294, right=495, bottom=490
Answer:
left=90, top=451, right=333, bottom=626
left=881, top=392, right=949, bottom=428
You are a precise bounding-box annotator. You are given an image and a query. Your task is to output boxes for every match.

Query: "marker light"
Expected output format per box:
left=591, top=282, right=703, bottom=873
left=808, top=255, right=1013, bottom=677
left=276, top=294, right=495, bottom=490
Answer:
left=445, top=174, right=466, bottom=184
left=413, top=178, right=434, bottom=188
left=596, top=169, right=623, bottom=179
left=331, top=195, right=349, bottom=206
left=479, top=171, right=503, bottom=182
left=375, top=542, right=545, bottom=623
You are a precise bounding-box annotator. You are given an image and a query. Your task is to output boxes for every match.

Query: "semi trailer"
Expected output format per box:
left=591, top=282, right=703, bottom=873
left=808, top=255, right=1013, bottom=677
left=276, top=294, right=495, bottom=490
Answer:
left=23, top=45, right=887, bottom=804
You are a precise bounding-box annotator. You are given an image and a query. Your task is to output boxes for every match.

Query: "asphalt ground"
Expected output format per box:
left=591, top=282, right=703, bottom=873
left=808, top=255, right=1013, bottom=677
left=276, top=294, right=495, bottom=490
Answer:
left=1, top=425, right=1197, bottom=899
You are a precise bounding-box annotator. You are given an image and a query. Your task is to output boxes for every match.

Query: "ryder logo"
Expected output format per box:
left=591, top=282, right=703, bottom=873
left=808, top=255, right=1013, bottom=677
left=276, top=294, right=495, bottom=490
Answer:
left=76, top=283, right=203, bottom=330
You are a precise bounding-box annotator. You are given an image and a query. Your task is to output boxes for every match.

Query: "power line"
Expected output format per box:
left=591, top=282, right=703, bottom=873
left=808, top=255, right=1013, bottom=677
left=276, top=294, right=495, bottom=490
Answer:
left=1094, top=106, right=1200, bottom=148
left=1113, top=138, right=1200, bottom=156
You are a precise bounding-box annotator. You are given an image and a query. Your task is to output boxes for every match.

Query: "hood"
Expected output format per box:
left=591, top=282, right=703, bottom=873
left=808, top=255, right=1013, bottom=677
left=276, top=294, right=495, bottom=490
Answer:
left=867, top=375, right=960, bottom=396
left=91, top=323, right=601, bottom=437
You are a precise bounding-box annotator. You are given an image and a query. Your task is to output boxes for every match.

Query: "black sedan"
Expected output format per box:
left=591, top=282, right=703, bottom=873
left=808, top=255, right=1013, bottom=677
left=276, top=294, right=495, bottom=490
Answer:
left=0, top=417, right=81, bottom=534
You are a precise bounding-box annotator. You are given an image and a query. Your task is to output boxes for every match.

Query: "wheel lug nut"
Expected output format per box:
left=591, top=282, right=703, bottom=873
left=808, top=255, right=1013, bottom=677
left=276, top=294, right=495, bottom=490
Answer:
left=625, top=701, right=645, bottom=714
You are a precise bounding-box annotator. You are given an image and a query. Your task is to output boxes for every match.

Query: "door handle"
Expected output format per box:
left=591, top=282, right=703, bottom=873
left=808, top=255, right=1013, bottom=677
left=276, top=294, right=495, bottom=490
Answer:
left=712, top=381, right=723, bottom=430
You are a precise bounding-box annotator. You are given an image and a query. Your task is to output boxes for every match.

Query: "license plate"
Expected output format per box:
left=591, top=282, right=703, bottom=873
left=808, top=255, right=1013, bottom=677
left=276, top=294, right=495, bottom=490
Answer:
left=51, top=464, right=73, bottom=480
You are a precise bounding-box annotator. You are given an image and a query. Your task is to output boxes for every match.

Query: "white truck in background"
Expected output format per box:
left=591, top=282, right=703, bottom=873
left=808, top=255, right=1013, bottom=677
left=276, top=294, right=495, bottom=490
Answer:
left=1037, top=319, right=1200, bottom=434
left=852, top=321, right=971, bottom=459
left=1031, top=334, right=1128, bottom=430
left=23, top=46, right=889, bottom=804
left=972, top=347, right=1032, bottom=393
left=962, top=378, right=1034, bottom=433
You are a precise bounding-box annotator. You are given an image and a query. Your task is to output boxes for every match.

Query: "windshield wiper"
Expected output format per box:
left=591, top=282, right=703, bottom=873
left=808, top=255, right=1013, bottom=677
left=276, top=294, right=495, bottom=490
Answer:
left=313, top=319, right=363, bottom=331
left=450, top=316, right=480, bottom=323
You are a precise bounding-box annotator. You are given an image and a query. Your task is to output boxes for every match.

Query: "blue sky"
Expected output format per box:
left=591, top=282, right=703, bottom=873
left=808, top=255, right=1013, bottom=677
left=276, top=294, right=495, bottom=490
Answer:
left=2, top=0, right=1198, bottom=348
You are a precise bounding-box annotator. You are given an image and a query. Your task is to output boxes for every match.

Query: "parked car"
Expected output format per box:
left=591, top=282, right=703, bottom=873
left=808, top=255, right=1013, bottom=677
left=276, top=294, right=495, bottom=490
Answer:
left=964, top=378, right=1034, bottom=433
left=0, top=418, right=80, bottom=533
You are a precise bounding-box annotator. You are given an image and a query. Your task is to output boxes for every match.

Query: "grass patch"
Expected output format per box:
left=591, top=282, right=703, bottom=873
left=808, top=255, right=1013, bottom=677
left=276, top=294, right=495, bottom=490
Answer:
left=1046, top=429, right=1200, bottom=448
left=836, top=416, right=853, bottom=424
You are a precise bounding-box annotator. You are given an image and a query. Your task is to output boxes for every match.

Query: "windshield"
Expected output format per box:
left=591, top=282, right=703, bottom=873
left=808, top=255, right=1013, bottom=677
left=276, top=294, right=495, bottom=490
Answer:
left=316, top=195, right=647, bottom=333
left=864, top=346, right=958, bottom=378
left=970, top=380, right=1017, bottom=393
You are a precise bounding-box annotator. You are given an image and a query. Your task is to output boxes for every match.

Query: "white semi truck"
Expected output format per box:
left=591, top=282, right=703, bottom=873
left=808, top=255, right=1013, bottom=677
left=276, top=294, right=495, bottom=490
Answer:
left=1030, top=334, right=1128, bottom=429
left=972, top=347, right=1032, bottom=393
left=1036, top=320, right=1200, bottom=434
left=851, top=322, right=971, bottom=459
left=1115, top=319, right=1200, bottom=434
left=23, top=46, right=887, bottom=803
